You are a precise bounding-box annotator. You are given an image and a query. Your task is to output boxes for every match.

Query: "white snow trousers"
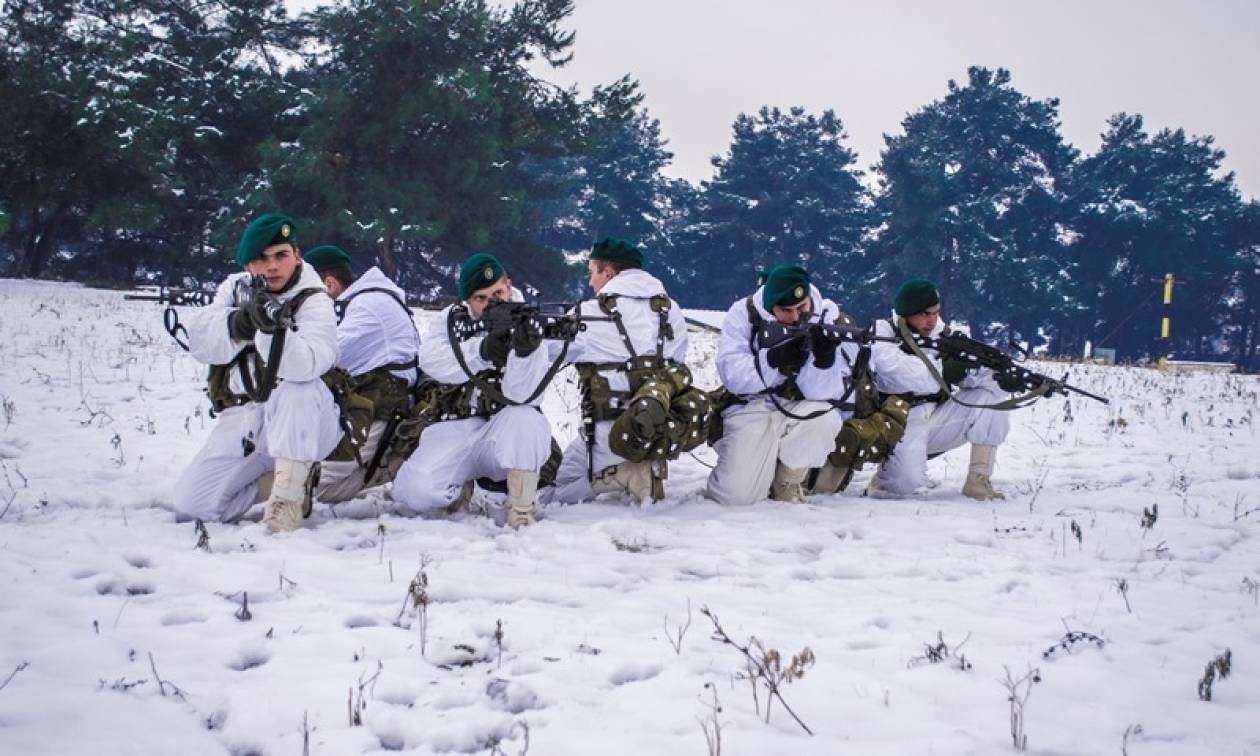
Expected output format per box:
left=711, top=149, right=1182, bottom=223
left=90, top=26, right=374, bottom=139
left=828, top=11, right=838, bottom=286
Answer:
left=172, top=379, right=343, bottom=523
left=871, top=383, right=1012, bottom=495
left=545, top=420, right=625, bottom=504
left=391, top=406, right=551, bottom=514
left=705, top=400, right=843, bottom=506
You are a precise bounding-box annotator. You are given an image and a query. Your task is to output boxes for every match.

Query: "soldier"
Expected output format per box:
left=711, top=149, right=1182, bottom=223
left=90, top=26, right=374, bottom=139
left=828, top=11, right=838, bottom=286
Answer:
left=865, top=278, right=1019, bottom=500
left=302, top=245, right=421, bottom=503
left=390, top=253, right=555, bottom=527
left=546, top=237, right=692, bottom=505
left=705, top=264, right=854, bottom=506
left=172, top=213, right=342, bottom=531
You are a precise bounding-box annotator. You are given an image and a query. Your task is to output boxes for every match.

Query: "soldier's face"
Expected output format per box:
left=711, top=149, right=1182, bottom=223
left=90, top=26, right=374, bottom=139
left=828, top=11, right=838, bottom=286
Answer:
left=587, top=261, right=616, bottom=293
left=772, top=298, right=811, bottom=325
left=245, top=243, right=301, bottom=292
left=467, top=277, right=512, bottom=319
left=906, top=304, right=941, bottom=336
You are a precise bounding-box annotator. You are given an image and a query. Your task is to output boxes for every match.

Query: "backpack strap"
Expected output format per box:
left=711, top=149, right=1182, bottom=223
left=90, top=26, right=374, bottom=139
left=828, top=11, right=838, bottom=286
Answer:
left=335, top=286, right=421, bottom=378
left=334, top=286, right=413, bottom=324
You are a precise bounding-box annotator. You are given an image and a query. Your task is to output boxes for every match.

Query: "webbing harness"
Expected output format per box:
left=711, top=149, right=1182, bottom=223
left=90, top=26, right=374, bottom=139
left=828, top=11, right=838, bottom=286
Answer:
left=574, top=293, right=675, bottom=481
left=444, top=304, right=572, bottom=409
left=742, top=296, right=861, bottom=421
left=334, top=286, right=420, bottom=375
left=207, top=288, right=322, bottom=415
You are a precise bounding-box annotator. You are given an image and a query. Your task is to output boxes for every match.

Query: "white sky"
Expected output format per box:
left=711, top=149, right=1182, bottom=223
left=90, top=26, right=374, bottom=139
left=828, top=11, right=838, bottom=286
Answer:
left=291, top=0, right=1260, bottom=199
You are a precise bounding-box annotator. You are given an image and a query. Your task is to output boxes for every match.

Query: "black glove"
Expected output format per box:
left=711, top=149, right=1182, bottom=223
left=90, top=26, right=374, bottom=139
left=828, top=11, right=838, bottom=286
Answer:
left=227, top=308, right=257, bottom=341
left=479, top=325, right=512, bottom=367
left=996, top=367, right=1032, bottom=393
left=629, top=395, right=669, bottom=440
left=942, top=359, right=972, bottom=387
left=242, top=292, right=277, bottom=335
left=512, top=317, right=543, bottom=357
left=808, top=325, right=839, bottom=369
left=766, top=337, right=809, bottom=374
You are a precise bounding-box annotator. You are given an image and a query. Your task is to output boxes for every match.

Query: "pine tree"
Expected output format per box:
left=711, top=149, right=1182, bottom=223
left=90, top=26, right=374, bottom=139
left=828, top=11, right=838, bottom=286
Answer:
left=254, top=0, right=583, bottom=297
left=681, top=106, right=869, bottom=309
left=870, top=67, right=1077, bottom=343
left=1070, top=113, right=1243, bottom=360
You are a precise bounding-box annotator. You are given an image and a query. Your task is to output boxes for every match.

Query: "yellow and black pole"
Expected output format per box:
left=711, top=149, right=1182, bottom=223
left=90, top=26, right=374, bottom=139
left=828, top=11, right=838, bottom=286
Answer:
left=1158, top=273, right=1173, bottom=369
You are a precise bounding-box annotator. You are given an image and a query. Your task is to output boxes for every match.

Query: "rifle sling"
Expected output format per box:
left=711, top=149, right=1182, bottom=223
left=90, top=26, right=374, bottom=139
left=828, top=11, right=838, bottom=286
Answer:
left=444, top=306, right=571, bottom=408
left=895, top=319, right=1053, bottom=411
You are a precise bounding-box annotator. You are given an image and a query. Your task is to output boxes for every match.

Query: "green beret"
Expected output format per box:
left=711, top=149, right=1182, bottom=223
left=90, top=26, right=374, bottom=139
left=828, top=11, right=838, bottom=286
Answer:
left=893, top=277, right=941, bottom=317
left=761, top=264, right=811, bottom=310
left=458, top=252, right=506, bottom=301
left=236, top=213, right=297, bottom=266
left=303, top=245, right=352, bottom=275
left=590, top=236, right=643, bottom=268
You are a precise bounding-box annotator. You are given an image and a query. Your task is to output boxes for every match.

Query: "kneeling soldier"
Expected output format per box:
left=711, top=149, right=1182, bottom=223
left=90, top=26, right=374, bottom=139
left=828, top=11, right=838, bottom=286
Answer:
left=172, top=214, right=342, bottom=531
left=547, top=237, right=696, bottom=505
left=303, top=245, right=421, bottom=503
left=391, top=253, right=555, bottom=527
left=705, top=264, right=855, bottom=506
left=866, top=278, right=1016, bottom=500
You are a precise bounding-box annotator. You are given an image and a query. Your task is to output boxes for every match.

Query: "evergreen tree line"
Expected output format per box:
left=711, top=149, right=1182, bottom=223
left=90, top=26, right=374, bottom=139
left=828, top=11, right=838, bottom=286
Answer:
left=3, top=1, right=1258, bottom=367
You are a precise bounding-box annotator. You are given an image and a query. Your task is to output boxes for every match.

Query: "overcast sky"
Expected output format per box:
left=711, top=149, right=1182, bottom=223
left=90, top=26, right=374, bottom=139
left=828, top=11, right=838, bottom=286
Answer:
left=292, top=0, right=1259, bottom=199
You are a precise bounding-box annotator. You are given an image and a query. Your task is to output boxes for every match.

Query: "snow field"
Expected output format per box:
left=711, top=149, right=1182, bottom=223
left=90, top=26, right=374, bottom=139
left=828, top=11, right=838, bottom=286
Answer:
left=0, top=279, right=1257, bottom=755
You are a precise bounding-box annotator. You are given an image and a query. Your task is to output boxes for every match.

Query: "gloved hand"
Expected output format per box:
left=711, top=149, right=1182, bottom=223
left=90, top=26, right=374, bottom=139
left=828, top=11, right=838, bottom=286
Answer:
left=942, top=359, right=972, bottom=387
left=808, top=324, right=839, bottom=369
left=766, top=337, right=809, bottom=374
left=996, top=367, right=1032, bottom=393
left=241, top=291, right=277, bottom=335
left=479, top=324, right=512, bottom=367
left=512, top=317, right=543, bottom=357
left=227, top=308, right=257, bottom=341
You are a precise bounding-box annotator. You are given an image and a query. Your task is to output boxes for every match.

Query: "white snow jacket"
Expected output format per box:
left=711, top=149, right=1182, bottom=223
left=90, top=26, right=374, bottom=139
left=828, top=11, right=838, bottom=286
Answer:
left=334, top=266, right=419, bottom=385
left=418, top=287, right=552, bottom=407
left=869, top=315, right=946, bottom=397
left=716, top=284, right=858, bottom=406
left=185, top=262, right=337, bottom=396
left=565, top=268, right=689, bottom=393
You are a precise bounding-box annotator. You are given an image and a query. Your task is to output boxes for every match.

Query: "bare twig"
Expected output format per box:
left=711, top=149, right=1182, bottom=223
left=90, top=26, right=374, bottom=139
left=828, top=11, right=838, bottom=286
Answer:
left=664, top=598, right=692, bottom=655
left=148, top=652, right=188, bottom=700
left=701, top=606, right=814, bottom=735
left=0, top=662, right=30, bottom=692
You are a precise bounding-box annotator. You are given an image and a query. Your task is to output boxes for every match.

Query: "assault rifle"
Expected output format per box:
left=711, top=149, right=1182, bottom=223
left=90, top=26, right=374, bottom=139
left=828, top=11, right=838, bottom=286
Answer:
left=124, top=285, right=215, bottom=307
left=915, top=330, right=1109, bottom=404
left=451, top=300, right=586, bottom=342
left=755, top=316, right=899, bottom=352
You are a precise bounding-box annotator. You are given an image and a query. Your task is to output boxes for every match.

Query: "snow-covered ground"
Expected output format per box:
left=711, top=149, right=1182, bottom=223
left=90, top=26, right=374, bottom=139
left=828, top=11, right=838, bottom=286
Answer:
left=1, top=279, right=1257, bottom=756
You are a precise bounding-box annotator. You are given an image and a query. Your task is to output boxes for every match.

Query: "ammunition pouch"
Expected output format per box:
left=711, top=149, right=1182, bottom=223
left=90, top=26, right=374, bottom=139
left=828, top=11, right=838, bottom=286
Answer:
left=827, top=395, right=911, bottom=474
left=321, top=367, right=378, bottom=464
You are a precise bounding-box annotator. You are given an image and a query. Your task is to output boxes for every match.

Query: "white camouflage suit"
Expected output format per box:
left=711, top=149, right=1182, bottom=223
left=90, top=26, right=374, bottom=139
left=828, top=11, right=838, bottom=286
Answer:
left=172, top=262, right=342, bottom=522
left=390, top=290, right=552, bottom=513
left=705, top=284, right=856, bottom=506
left=867, top=315, right=1011, bottom=495
left=545, top=268, right=688, bottom=504
left=316, top=266, right=421, bottom=503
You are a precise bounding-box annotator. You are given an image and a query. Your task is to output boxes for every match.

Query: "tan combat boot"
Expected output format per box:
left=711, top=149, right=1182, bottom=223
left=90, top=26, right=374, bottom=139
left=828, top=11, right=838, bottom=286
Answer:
left=505, top=469, right=540, bottom=529
left=591, top=461, right=658, bottom=505
left=808, top=461, right=852, bottom=495
left=262, top=459, right=316, bottom=532
left=961, top=444, right=1005, bottom=501
left=769, top=462, right=808, bottom=503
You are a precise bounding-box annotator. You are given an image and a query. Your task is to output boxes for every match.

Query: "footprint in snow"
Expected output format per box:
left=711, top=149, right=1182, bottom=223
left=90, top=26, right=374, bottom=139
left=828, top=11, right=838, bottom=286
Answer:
left=227, top=646, right=270, bottom=671
left=122, top=553, right=153, bottom=569
left=609, top=662, right=661, bottom=686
